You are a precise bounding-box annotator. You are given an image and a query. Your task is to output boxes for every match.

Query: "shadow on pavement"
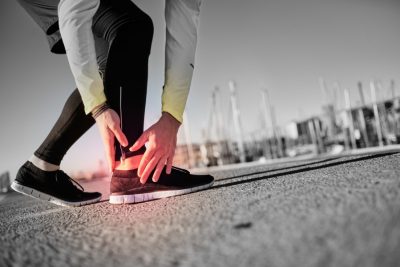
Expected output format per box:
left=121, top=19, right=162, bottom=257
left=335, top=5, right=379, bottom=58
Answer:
left=215, top=157, right=340, bottom=182
left=208, top=151, right=398, bottom=190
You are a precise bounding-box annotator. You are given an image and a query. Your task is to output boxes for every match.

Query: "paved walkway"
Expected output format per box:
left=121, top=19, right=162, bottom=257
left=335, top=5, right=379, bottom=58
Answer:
left=1, top=152, right=400, bottom=267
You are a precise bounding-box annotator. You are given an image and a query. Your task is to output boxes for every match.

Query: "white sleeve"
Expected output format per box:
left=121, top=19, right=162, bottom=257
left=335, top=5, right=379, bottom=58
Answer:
left=162, top=0, right=202, bottom=123
left=58, top=0, right=106, bottom=114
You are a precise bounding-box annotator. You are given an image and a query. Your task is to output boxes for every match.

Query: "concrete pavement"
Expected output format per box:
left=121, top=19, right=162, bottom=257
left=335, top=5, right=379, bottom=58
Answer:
left=1, top=152, right=400, bottom=267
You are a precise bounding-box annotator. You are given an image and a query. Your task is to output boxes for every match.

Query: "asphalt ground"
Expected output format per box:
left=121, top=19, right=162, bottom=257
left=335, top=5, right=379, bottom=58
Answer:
left=1, top=152, right=400, bottom=267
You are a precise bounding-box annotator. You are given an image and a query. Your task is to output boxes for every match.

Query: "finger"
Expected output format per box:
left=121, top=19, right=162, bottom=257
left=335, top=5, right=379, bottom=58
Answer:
left=140, top=154, right=161, bottom=184
left=166, top=153, right=173, bottom=174
left=138, top=148, right=155, bottom=177
left=104, top=131, right=115, bottom=172
left=152, top=156, right=167, bottom=182
left=129, top=131, right=149, bottom=152
left=110, top=123, right=128, bottom=147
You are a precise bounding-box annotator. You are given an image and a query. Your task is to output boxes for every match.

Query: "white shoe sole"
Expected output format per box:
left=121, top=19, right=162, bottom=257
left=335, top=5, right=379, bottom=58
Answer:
left=11, top=182, right=101, bottom=207
left=109, top=181, right=214, bottom=205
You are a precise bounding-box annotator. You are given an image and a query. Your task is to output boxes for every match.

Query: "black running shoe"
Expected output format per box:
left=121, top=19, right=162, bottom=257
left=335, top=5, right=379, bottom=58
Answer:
left=11, top=161, right=102, bottom=207
left=109, top=166, right=214, bottom=204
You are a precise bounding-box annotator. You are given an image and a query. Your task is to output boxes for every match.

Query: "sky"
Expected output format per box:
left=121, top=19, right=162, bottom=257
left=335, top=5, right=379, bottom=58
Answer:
left=1, top=0, right=400, bottom=177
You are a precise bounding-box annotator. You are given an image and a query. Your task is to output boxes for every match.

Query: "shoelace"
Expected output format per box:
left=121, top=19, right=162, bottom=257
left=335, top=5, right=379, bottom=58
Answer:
left=171, top=166, right=190, bottom=174
left=55, top=171, right=85, bottom=192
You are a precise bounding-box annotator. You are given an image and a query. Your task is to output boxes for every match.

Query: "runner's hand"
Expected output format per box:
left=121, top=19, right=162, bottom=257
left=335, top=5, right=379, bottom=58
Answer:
left=129, top=112, right=180, bottom=184
left=95, top=109, right=128, bottom=172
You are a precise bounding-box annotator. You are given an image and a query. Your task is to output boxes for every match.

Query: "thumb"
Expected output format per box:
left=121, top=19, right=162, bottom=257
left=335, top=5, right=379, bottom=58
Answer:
left=129, top=131, right=149, bottom=151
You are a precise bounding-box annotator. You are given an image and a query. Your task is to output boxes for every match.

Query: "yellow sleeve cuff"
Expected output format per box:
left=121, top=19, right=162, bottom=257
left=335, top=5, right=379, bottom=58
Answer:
left=161, top=85, right=189, bottom=124
left=161, top=106, right=183, bottom=124
left=83, top=89, right=107, bottom=115
left=76, top=70, right=107, bottom=115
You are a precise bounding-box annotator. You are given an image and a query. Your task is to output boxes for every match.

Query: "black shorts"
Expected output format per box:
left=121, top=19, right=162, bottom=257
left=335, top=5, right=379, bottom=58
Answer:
left=17, top=0, right=150, bottom=71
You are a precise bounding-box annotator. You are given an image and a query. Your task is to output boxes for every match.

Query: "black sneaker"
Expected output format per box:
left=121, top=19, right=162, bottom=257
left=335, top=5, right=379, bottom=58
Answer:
left=11, top=161, right=102, bottom=207
left=109, top=166, right=214, bottom=204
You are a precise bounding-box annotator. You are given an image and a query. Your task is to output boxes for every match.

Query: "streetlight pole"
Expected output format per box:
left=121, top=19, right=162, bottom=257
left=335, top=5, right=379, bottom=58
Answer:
left=229, top=81, right=246, bottom=163
left=261, top=89, right=283, bottom=158
left=371, top=81, right=384, bottom=147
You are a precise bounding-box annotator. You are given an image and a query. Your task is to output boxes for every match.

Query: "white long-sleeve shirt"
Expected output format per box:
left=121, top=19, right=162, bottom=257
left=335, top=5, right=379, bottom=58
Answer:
left=58, top=0, right=202, bottom=123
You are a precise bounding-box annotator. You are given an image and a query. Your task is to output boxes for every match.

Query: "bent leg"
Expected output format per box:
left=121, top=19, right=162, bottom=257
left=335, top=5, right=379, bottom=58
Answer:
left=104, top=20, right=153, bottom=161
left=34, top=0, right=153, bottom=167
left=33, top=35, right=108, bottom=167
left=93, top=0, right=154, bottom=161
left=34, top=89, right=95, bottom=165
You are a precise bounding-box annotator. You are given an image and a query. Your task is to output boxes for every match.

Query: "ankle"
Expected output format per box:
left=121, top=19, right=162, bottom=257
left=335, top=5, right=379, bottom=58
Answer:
left=29, top=155, right=60, bottom=172
left=115, top=154, right=143, bottom=171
